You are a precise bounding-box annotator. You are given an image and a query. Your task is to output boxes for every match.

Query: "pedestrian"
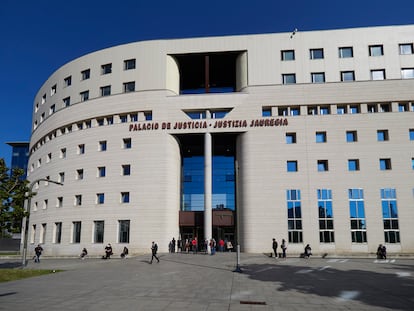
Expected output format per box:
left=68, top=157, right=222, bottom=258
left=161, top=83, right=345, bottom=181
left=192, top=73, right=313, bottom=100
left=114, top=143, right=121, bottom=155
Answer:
left=272, top=238, right=278, bottom=258
left=281, top=239, right=287, bottom=258
left=304, top=244, right=312, bottom=258
left=226, top=240, right=233, bottom=252
left=192, top=237, right=198, bottom=254
left=121, top=246, right=129, bottom=258
left=172, top=237, right=176, bottom=253
left=219, top=239, right=225, bottom=252
left=80, top=247, right=88, bottom=259
left=34, top=244, right=43, bottom=263
left=103, top=243, right=113, bottom=259
left=150, top=241, right=160, bottom=263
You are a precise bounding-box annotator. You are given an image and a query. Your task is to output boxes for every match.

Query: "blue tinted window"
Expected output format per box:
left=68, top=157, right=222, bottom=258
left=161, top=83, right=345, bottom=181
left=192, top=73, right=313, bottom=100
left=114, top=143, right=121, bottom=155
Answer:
left=348, top=159, right=359, bottom=171
left=287, top=161, right=297, bottom=172
left=410, top=129, right=414, bottom=140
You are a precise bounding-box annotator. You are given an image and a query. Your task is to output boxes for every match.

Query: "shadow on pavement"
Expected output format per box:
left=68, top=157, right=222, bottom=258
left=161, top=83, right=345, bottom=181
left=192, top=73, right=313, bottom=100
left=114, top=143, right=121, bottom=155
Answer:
left=0, top=261, right=22, bottom=269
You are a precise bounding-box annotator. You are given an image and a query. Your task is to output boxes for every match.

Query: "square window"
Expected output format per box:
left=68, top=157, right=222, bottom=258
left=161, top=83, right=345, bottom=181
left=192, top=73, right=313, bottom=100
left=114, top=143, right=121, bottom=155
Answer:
left=339, top=47, right=353, bottom=58
left=123, top=138, right=132, bottom=149
left=369, top=45, right=384, bottom=56
left=130, top=113, right=138, bottom=122
left=101, top=63, right=112, bottom=75
left=337, top=106, right=347, bottom=114
left=262, top=107, right=271, bottom=117
left=290, top=107, right=300, bottom=116
left=399, top=43, right=413, bottom=55
left=346, top=131, right=358, bottom=142
left=81, top=69, right=90, bottom=80
left=316, top=131, right=327, bottom=143
left=377, top=130, right=389, bottom=141
left=287, top=161, right=298, bottom=172
left=380, top=158, right=392, bottom=170
left=80, top=90, right=89, bottom=102
left=371, top=69, right=386, bottom=80
left=310, top=48, right=324, bottom=59
left=100, top=85, right=111, bottom=96
left=123, top=81, right=135, bottom=93
left=64, top=76, right=72, bottom=87
left=122, top=164, right=131, bottom=176
left=401, top=68, right=414, bottom=79
left=121, top=192, right=130, bottom=203
left=320, top=106, right=330, bottom=115
left=282, top=73, right=296, bottom=84
left=286, top=133, right=297, bottom=144
left=348, top=159, right=360, bottom=171
left=97, top=118, right=104, bottom=126
left=341, top=71, right=355, bottom=81
left=317, top=160, right=329, bottom=171
left=278, top=107, right=288, bottom=116
left=308, top=106, right=318, bottom=115
left=311, top=72, right=325, bottom=83
left=63, top=97, right=71, bottom=107
left=398, top=103, right=408, bottom=112
left=124, top=58, right=136, bottom=70
left=281, top=50, right=295, bottom=61
left=99, top=141, right=107, bottom=151
left=349, top=105, right=360, bottom=114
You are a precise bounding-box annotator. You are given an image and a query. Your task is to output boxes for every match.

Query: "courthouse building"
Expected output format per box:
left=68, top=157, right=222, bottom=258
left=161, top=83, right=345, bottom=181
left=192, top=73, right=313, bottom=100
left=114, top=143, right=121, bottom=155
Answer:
left=25, top=25, right=414, bottom=256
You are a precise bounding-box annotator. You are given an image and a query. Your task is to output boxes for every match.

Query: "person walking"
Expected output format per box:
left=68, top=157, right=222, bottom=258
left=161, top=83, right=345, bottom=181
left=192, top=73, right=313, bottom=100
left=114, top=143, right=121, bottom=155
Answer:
left=150, top=241, right=160, bottom=263
left=281, top=239, right=287, bottom=259
left=34, top=244, right=43, bottom=263
left=272, top=238, right=278, bottom=258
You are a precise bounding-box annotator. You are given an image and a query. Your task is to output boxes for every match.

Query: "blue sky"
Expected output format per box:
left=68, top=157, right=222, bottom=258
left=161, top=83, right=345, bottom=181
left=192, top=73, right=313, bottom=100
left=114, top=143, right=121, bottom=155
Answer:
left=0, top=0, right=413, bottom=167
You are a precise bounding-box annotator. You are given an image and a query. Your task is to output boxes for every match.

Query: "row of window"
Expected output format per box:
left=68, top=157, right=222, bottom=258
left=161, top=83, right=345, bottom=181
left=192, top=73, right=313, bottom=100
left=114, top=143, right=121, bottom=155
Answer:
left=30, top=220, right=131, bottom=245
left=281, top=44, right=414, bottom=61
left=287, top=188, right=400, bottom=244
left=263, top=102, right=414, bottom=117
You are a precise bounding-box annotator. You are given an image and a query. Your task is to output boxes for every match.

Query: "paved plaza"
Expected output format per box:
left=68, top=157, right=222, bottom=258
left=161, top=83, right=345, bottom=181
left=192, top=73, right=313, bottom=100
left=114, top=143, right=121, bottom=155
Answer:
left=1, top=252, right=413, bottom=310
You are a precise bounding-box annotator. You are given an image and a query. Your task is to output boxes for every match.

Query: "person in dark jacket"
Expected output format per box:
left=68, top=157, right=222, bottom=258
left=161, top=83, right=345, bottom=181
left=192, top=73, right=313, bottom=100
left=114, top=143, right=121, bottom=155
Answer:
left=150, top=241, right=159, bottom=263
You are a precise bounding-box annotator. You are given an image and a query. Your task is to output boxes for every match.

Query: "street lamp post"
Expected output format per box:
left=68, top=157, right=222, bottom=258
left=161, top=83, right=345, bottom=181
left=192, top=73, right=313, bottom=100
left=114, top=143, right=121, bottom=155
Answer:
left=21, top=178, right=63, bottom=266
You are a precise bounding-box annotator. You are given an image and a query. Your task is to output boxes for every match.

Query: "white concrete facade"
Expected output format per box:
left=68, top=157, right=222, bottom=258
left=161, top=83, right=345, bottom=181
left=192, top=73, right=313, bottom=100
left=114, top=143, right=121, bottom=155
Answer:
left=26, top=25, right=414, bottom=256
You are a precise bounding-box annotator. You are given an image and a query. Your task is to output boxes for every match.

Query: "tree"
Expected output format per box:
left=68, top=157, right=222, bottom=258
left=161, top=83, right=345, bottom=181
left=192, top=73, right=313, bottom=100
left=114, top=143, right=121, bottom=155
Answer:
left=0, top=158, right=30, bottom=238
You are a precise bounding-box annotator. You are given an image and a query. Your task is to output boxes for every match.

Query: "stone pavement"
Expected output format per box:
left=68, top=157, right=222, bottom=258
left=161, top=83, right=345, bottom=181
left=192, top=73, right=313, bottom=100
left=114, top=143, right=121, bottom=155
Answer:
left=1, top=252, right=414, bottom=310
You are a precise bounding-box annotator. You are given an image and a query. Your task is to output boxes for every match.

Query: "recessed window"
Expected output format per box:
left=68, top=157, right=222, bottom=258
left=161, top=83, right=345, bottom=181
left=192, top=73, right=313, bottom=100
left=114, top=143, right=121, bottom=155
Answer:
left=287, top=161, right=298, bottom=172
left=101, top=63, right=112, bottom=75
left=120, top=114, right=128, bottom=123
left=124, top=59, right=136, bottom=70
left=81, top=69, right=90, bottom=80
left=377, top=130, right=389, bottom=141
left=49, top=104, right=56, bottom=115
left=412, top=158, right=414, bottom=170
left=281, top=50, right=295, bottom=61
left=75, top=195, right=82, bottom=206
left=317, top=160, right=329, bottom=171
left=57, top=197, right=63, bottom=208
left=348, top=159, right=360, bottom=171
left=97, top=193, right=105, bottom=205
left=123, top=138, right=132, bottom=149
left=63, top=96, right=71, bottom=107
left=282, top=73, right=296, bottom=84
left=339, top=47, right=353, bottom=58
left=100, top=85, right=111, bottom=96
left=60, top=148, right=66, bottom=159
left=64, top=76, right=72, bottom=87
left=99, top=141, right=107, bottom=151
left=262, top=107, right=271, bottom=117
left=310, top=48, right=324, bottom=59
left=97, top=118, right=105, bottom=126
left=76, top=169, right=84, bottom=180
left=121, top=192, right=130, bottom=203
left=123, top=81, right=135, bottom=93
left=398, top=103, right=409, bottom=112
left=278, top=107, right=288, bottom=116
left=379, top=103, right=391, bottom=112
left=346, top=131, right=358, bottom=142
left=349, top=105, right=360, bottom=114
left=409, top=129, right=414, bottom=140
left=130, top=113, right=138, bottom=122
left=78, top=144, right=85, bottom=154
left=59, top=172, right=65, bottom=183
left=94, top=221, right=104, bottom=243
left=369, top=45, right=384, bottom=56
left=401, top=68, right=414, bottom=79
left=311, top=72, right=325, bottom=83
left=51, top=84, right=57, bottom=96
left=72, top=221, right=81, bottom=243
left=337, top=105, right=347, bottom=114
left=80, top=90, right=89, bottom=102
left=320, top=106, right=330, bottom=115
left=286, top=133, right=297, bottom=144
left=308, top=106, right=318, bottom=115
left=316, top=131, right=327, bottom=143
left=371, top=69, right=386, bottom=80
left=98, top=166, right=106, bottom=178
left=380, top=158, right=392, bottom=170
left=399, top=43, right=413, bottom=55
left=119, top=220, right=130, bottom=243
left=122, top=164, right=131, bottom=176
left=290, top=107, right=300, bottom=116
left=341, top=71, right=355, bottom=81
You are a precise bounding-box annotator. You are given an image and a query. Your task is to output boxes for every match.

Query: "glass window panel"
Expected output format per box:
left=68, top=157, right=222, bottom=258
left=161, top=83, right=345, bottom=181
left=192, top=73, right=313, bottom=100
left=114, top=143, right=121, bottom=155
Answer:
left=319, top=220, right=326, bottom=229
left=295, top=220, right=302, bottom=229
left=357, top=201, right=365, bottom=218
left=294, top=205, right=302, bottom=218
left=351, top=220, right=358, bottom=229
left=401, top=68, right=414, bottom=79
left=371, top=70, right=385, bottom=80
left=326, top=220, right=334, bottom=229
left=325, top=202, right=333, bottom=217
left=339, top=47, right=353, bottom=58
left=350, top=201, right=357, bottom=218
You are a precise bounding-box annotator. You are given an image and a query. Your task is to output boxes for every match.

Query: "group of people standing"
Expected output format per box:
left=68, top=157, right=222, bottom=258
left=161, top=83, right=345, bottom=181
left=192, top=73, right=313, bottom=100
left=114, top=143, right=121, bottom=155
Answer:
left=272, top=238, right=288, bottom=258
left=168, top=237, right=234, bottom=254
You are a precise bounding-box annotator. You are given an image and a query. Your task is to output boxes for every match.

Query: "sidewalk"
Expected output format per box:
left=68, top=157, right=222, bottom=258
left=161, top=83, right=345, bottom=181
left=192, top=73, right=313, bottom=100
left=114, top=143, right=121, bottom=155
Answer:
left=1, top=252, right=413, bottom=310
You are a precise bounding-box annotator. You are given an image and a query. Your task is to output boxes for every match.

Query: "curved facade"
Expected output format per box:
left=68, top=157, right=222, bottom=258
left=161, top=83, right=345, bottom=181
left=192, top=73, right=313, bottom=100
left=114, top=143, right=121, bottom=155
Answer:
left=26, top=25, right=414, bottom=257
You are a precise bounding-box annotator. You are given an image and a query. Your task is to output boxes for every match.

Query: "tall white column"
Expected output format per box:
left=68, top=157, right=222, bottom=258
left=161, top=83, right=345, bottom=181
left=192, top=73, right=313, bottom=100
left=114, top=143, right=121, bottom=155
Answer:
left=204, top=131, right=212, bottom=250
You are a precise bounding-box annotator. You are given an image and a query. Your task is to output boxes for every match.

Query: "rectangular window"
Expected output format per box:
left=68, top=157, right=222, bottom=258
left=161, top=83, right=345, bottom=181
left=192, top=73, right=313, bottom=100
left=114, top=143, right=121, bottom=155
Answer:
left=97, top=118, right=105, bottom=126
left=98, top=166, right=106, bottom=177
left=320, top=106, right=330, bottom=115
left=99, top=141, right=107, bottom=151
left=76, top=169, right=84, bottom=180
left=130, top=113, right=138, bottom=122
left=75, top=195, right=82, bottom=206
left=54, top=222, right=62, bottom=244
left=101, top=63, right=112, bottom=75
left=122, top=164, right=131, bottom=176
left=381, top=188, right=400, bottom=243
left=63, top=96, right=71, bottom=107
left=72, top=221, right=81, bottom=243
left=262, top=107, right=271, bottom=117
left=100, top=85, right=111, bottom=96
left=144, top=111, right=152, bottom=120
left=64, top=76, right=72, bottom=87
left=308, top=106, right=318, bottom=115
left=78, top=144, right=85, bottom=155
left=80, top=90, right=89, bottom=102
left=339, top=47, right=353, bottom=58
left=349, top=188, right=367, bottom=243
left=346, top=130, right=357, bottom=142
left=337, top=105, right=347, bottom=114
left=311, top=72, right=325, bottom=83
left=377, top=130, right=389, bottom=141
left=317, top=189, right=334, bottom=243
left=349, top=105, right=360, bottom=114
left=123, top=138, right=132, bottom=149
left=97, top=193, right=105, bottom=204
left=287, top=161, right=298, bottom=172
left=120, top=114, right=128, bottom=123
left=410, top=129, right=414, bottom=140
left=317, top=160, right=329, bottom=171
left=348, top=159, right=360, bottom=171
left=121, top=192, right=130, bottom=203
left=369, top=45, right=384, bottom=56
left=371, top=69, right=386, bottom=80
left=57, top=196, right=63, bottom=208
left=60, top=148, right=66, bottom=159
left=398, top=103, right=408, bottom=112
left=287, top=189, right=303, bottom=243
left=379, top=103, right=391, bottom=112
left=341, top=71, right=355, bottom=81
left=40, top=223, right=47, bottom=244
left=81, top=69, right=90, bottom=80
left=401, top=68, right=414, bottom=79
left=310, top=48, right=324, bottom=59
left=282, top=73, right=296, bottom=84
left=43, top=199, right=48, bottom=209
left=124, top=58, right=136, bottom=70
left=290, top=107, right=300, bottom=116
left=51, top=84, right=57, bottom=96
left=412, top=158, right=414, bottom=170
left=278, top=107, right=288, bottom=116
left=399, top=43, right=413, bottom=55
left=50, top=104, right=56, bottom=115
left=30, top=224, right=36, bottom=244
left=380, top=158, right=392, bottom=170
left=286, top=133, right=297, bottom=144
left=316, top=131, right=327, bottom=143
left=94, top=221, right=104, bottom=243
left=123, top=81, right=135, bottom=93
left=118, top=220, right=130, bottom=243
left=281, top=50, right=295, bottom=61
